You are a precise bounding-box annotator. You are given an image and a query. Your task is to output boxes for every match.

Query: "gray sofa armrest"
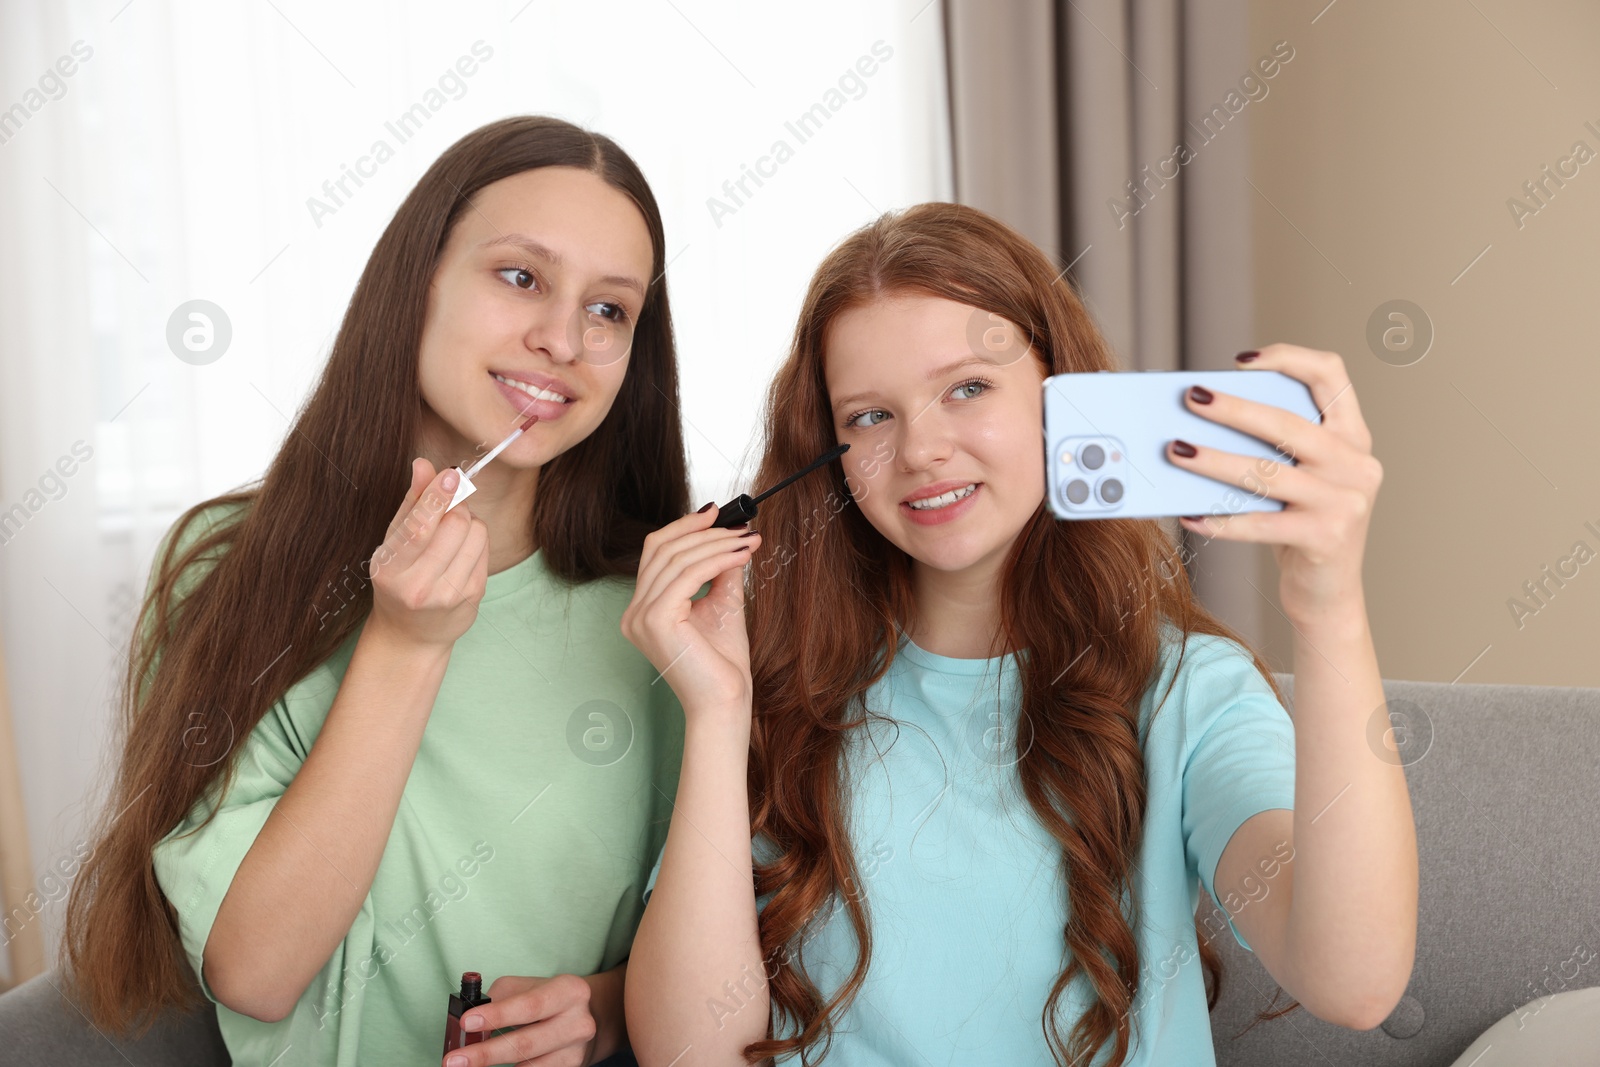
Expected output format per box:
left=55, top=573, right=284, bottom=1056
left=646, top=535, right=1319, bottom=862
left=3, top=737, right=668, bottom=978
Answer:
left=0, top=971, right=230, bottom=1066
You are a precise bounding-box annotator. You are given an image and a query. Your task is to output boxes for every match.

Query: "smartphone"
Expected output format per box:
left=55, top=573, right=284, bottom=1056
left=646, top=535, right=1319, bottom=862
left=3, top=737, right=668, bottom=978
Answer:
left=1043, top=369, right=1321, bottom=520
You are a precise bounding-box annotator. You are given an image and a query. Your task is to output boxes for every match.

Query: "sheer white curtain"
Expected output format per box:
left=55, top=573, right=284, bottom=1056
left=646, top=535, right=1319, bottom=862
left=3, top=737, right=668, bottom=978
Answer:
left=0, top=0, right=952, bottom=978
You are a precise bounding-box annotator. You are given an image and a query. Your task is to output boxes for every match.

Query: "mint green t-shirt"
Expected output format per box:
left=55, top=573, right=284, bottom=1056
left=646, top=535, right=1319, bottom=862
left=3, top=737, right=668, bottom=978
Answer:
left=150, top=506, right=684, bottom=1065
left=646, top=626, right=1295, bottom=1065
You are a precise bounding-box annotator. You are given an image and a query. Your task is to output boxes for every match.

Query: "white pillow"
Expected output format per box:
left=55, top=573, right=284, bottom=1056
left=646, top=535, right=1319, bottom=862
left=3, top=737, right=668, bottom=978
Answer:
left=1447, top=985, right=1600, bottom=1066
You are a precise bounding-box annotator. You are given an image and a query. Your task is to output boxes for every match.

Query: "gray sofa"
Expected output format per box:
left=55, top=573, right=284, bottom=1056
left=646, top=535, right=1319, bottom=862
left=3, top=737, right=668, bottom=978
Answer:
left=1209, top=674, right=1600, bottom=1066
left=3, top=675, right=1597, bottom=1066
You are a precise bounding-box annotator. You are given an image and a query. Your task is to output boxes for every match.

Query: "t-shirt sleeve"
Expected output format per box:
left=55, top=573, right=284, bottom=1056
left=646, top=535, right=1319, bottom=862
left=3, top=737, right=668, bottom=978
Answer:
left=1173, top=634, right=1296, bottom=953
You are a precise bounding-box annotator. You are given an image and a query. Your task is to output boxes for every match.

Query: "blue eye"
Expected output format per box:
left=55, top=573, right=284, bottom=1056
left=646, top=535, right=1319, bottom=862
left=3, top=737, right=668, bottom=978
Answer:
left=843, top=408, right=887, bottom=429
left=498, top=267, right=540, bottom=291
left=952, top=378, right=992, bottom=399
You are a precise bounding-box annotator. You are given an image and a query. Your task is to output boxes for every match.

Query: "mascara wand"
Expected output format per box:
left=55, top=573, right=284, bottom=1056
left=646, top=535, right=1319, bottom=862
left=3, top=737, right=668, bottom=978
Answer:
left=710, top=443, right=851, bottom=528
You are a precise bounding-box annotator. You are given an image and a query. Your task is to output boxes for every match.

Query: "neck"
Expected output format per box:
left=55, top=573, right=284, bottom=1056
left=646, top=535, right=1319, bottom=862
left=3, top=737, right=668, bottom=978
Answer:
left=417, top=413, right=538, bottom=576
left=905, top=549, right=1008, bottom=660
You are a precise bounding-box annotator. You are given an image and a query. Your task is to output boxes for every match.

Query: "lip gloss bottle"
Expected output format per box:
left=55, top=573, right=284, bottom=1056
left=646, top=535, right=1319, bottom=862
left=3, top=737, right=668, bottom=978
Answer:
left=442, top=971, right=492, bottom=1054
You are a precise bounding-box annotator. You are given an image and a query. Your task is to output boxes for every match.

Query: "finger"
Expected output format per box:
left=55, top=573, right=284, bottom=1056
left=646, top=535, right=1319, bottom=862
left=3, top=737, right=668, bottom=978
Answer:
left=516, top=1050, right=595, bottom=1067
left=471, top=975, right=577, bottom=1034
left=373, top=463, right=433, bottom=577
left=441, top=516, right=489, bottom=594
left=1166, top=440, right=1328, bottom=509
left=447, top=1016, right=594, bottom=1067
left=450, top=980, right=587, bottom=1061
left=414, top=504, right=475, bottom=588
left=1178, top=509, right=1298, bottom=546
left=638, top=527, right=756, bottom=609
left=390, top=457, right=431, bottom=524
left=1181, top=501, right=1364, bottom=562
left=640, top=537, right=760, bottom=636
left=1234, top=344, right=1372, bottom=452
left=639, top=545, right=758, bottom=648
left=639, top=531, right=759, bottom=614
left=1182, top=384, right=1322, bottom=465
left=445, top=1022, right=547, bottom=1067
left=633, top=504, right=722, bottom=599
left=385, top=466, right=459, bottom=570
left=632, top=526, right=752, bottom=620
left=385, top=457, right=436, bottom=542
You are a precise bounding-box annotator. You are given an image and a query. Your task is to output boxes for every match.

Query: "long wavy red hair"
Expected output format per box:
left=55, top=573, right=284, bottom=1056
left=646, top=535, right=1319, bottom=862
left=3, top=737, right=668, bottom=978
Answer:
left=740, top=203, right=1297, bottom=1066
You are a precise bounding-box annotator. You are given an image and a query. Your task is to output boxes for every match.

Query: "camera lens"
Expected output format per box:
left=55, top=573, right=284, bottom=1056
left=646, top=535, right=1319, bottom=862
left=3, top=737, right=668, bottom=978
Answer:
left=1079, top=444, right=1105, bottom=470
left=1064, top=479, right=1090, bottom=504
left=1098, top=478, right=1124, bottom=504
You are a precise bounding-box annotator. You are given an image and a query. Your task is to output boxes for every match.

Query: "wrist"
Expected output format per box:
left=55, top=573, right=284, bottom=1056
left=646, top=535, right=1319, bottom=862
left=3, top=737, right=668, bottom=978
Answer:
left=683, top=698, right=753, bottom=739
left=356, top=615, right=454, bottom=673
left=1285, top=600, right=1372, bottom=648
left=1281, top=574, right=1367, bottom=629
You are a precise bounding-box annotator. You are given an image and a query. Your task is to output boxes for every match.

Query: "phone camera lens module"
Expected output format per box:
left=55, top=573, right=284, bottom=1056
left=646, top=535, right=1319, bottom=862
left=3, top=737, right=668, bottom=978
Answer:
left=1080, top=444, right=1105, bottom=470
left=1097, top=478, right=1124, bottom=504
left=1064, top=478, right=1090, bottom=504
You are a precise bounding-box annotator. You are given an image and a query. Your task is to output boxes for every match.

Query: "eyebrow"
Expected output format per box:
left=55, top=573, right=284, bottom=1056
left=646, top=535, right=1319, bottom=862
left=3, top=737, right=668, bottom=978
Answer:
left=831, top=355, right=997, bottom=412
left=478, top=233, right=646, bottom=297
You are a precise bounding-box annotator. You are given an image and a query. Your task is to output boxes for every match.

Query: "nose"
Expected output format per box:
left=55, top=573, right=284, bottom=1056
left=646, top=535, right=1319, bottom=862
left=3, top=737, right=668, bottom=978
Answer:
left=896, top=405, right=953, bottom=473
left=523, top=301, right=580, bottom=365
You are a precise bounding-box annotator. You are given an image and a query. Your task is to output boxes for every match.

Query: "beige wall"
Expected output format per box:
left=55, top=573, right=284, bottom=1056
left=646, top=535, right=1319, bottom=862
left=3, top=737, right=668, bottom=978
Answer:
left=1247, top=0, right=1600, bottom=685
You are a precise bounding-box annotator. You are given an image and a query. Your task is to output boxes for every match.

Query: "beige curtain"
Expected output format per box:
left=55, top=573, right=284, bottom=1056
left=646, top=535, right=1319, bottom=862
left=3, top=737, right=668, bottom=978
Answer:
left=943, top=0, right=1275, bottom=652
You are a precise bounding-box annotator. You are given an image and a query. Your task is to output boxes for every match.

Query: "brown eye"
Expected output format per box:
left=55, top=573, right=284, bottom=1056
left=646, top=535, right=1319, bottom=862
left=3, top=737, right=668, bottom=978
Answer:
left=497, top=268, right=538, bottom=291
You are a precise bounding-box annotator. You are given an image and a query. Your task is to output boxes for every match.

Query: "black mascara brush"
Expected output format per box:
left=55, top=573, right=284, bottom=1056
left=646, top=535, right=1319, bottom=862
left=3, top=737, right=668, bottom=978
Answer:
left=710, top=444, right=851, bottom=528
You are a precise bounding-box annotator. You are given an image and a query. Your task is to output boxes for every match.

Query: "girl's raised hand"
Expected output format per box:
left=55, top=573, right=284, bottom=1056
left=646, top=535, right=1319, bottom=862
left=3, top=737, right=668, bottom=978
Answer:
left=620, top=503, right=761, bottom=715
left=368, top=457, right=491, bottom=651
left=1167, top=344, right=1384, bottom=623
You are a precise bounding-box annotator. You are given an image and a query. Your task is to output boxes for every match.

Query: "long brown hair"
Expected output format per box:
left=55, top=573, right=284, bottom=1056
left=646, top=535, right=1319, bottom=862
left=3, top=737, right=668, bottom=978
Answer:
left=62, top=116, right=690, bottom=1032
left=741, top=203, right=1297, bottom=1066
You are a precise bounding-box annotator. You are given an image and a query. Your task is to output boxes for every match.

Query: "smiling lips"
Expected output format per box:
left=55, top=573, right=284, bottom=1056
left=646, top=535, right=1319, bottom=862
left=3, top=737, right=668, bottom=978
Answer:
left=900, top=480, right=982, bottom=526
left=490, top=371, right=574, bottom=419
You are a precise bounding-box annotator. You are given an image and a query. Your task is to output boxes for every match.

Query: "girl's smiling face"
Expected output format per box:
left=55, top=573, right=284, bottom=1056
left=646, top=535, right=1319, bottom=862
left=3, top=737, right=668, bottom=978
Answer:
left=825, top=292, right=1048, bottom=577
left=417, top=165, right=653, bottom=469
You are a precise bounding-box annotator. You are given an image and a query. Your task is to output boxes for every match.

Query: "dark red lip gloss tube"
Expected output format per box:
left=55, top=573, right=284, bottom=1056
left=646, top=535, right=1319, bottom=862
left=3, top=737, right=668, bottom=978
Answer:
left=442, top=971, right=492, bottom=1054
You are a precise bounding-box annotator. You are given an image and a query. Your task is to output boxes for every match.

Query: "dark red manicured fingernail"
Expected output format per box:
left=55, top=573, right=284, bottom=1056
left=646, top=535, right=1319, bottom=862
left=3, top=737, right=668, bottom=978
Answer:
left=1188, top=386, right=1214, bottom=404
left=1171, top=440, right=1198, bottom=458
left=738, top=530, right=759, bottom=538
left=1235, top=351, right=1259, bottom=363
left=697, top=502, right=714, bottom=513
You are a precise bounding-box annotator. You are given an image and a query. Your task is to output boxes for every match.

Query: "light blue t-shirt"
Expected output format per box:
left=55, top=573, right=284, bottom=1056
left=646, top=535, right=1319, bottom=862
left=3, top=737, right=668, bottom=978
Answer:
left=645, top=626, right=1296, bottom=1065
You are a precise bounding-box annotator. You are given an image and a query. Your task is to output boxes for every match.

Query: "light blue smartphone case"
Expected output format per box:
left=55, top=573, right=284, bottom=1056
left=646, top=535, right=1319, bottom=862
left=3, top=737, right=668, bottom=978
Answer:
left=1043, top=369, right=1322, bottom=520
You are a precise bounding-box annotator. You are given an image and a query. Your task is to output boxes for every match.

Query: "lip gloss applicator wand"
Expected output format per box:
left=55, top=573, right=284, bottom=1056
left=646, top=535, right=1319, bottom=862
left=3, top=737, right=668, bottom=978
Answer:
left=446, top=414, right=538, bottom=513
